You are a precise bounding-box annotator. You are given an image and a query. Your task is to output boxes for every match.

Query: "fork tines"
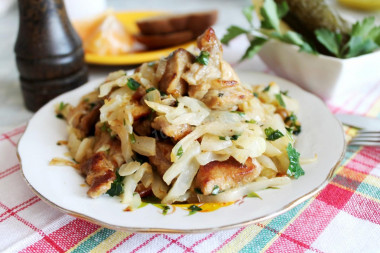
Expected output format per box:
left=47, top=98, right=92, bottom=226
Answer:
left=349, top=130, right=380, bottom=147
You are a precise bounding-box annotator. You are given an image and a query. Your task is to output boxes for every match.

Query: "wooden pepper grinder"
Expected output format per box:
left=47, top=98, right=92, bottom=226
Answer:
left=15, top=0, right=88, bottom=112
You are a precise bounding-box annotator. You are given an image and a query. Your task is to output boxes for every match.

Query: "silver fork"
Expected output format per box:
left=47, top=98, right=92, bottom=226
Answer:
left=349, top=130, right=380, bottom=147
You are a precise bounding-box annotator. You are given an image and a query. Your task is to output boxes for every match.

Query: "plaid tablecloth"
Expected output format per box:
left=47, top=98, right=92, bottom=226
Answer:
left=1, top=78, right=379, bottom=253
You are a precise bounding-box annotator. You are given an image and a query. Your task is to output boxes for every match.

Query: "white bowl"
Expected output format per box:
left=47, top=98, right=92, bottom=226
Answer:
left=258, top=40, right=380, bottom=99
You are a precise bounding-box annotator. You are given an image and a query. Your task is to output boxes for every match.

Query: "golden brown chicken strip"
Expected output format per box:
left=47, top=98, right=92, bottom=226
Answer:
left=80, top=152, right=116, bottom=198
left=195, top=157, right=262, bottom=195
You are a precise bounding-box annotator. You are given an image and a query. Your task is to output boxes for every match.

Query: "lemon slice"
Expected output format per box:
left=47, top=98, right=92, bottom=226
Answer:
left=338, top=0, right=380, bottom=10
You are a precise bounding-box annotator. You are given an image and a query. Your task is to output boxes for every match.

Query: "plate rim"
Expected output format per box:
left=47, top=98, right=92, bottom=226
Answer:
left=17, top=71, right=346, bottom=233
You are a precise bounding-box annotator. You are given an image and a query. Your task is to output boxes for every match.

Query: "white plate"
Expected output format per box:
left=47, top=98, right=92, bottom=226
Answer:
left=18, top=71, right=345, bottom=233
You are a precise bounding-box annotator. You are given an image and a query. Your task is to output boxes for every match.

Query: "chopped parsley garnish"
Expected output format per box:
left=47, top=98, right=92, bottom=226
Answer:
left=231, top=111, right=245, bottom=116
left=219, top=136, right=226, bottom=140
left=59, top=102, right=67, bottom=111
left=265, top=127, right=284, bottom=141
left=285, top=113, right=301, bottom=135
left=263, top=85, right=271, bottom=92
left=281, top=90, right=289, bottom=96
left=56, top=114, right=64, bottom=119
left=218, top=92, right=224, bottom=97
left=245, top=119, right=256, bottom=124
left=177, top=146, right=183, bottom=158
left=286, top=143, right=305, bottom=179
left=247, top=191, right=262, bottom=199
left=195, top=188, right=203, bottom=194
left=127, top=78, right=141, bottom=91
left=146, top=87, right=156, bottom=93
left=230, top=134, right=240, bottom=141
left=188, top=205, right=202, bottom=215
left=123, top=118, right=126, bottom=126
left=275, top=93, right=286, bottom=107
left=162, top=205, right=170, bottom=215
left=107, top=170, right=124, bottom=196
left=195, top=51, right=210, bottom=65
left=253, top=92, right=259, bottom=98
left=160, top=91, right=167, bottom=96
left=129, top=133, right=136, bottom=144
left=211, top=185, right=220, bottom=195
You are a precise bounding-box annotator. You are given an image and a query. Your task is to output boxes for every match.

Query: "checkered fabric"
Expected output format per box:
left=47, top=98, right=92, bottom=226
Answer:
left=1, top=81, right=379, bottom=253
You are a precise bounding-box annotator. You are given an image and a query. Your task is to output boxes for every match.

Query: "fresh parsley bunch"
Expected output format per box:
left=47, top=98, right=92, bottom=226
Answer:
left=222, top=0, right=380, bottom=60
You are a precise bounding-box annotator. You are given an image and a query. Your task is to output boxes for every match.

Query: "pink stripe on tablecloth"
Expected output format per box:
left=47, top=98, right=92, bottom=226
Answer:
left=1, top=133, right=16, bottom=146
left=0, top=196, right=39, bottom=221
left=161, top=234, right=193, bottom=252
left=107, top=233, right=136, bottom=253
left=211, top=227, right=245, bottom=253
left=0, top=164, right=20, bottom=179
left=0, top=201, right=65, bottom=253
left=188, top=232, right=216, bottom=251
left=344, top=194, right=380, bottom=225
left=130, top=234, right=160, bottom=253
left=266, top=199, right=339, bottom=251
left=157, top=235, right=186, bottom=253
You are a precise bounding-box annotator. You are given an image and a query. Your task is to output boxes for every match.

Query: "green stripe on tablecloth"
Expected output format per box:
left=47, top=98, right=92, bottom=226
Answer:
left=72, top=228, right=115, bottom=253
left=239, top=200, right=309, bottom=253
left=356, top=182, right=380, bottom=201
left=343, top=146, right=361, bottom=164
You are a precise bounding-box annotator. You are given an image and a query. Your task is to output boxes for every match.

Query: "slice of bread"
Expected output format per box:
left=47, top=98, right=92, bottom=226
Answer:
left=134, top=30, right=194, bottom=49
left=137, top=10, right=218, bottom=36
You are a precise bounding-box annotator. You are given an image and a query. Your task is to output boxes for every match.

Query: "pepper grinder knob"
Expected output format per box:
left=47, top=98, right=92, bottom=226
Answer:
left=15, top=0, right=88, bottom=112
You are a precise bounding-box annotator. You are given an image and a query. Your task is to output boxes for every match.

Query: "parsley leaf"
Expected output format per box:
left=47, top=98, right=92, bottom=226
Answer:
left=263, top=84, right=271, bottom=92
left=230, top=134, right=241, bottom=141
left=221, top=26, right=248, bottom=45
left=315, top=28, right=342, bottom=57
left=260, top=0, right=280, bottom=32
left=146, top=87, right=156, bottom=93
left=344, top=36, right=378, bottom=58
left=219, top=136, right=226, bottom=140
left=211, top=185, right=220, bottom=195
left=286, top=143, right=305, bottom=179
left=242, top=5, right=255, bottom=26
left=107, top=170, right=124, bottom=196
left=127, top=78, right=140, bottom=90
left=177, top=146, right=183, bottom=158
left=231, top=111, right=245, bottom=116
left=188, top=205, right=202, bottom=215
left=195, top=51, right=210, bottom=65
left=265, top=127, right=284, bottom=141
left=59, top=102, right=67, bottom=111
left=247, top=191, right=262, bottom=199
left=241, top=37, right=267, bottom=60
left=276, top=1, right=289, bottom=19
left=129, top=133, right=136, bottom=144
left=275, top=93, right=286, bottom=107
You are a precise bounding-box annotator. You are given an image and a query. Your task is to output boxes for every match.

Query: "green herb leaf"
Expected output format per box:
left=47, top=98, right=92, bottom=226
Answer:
left=59, top=102, right=67, bottom=111
left=247, top=191, right=262, bottom=199
left=368, top=26, right=380, bottom=45
left=177, top=146, right=183, bottom=158
left=241, top=37, right=267, bottom=60
left=188, top=205, right=202, bottom=215
left=315, top=28, right=342, bottom=56
left=253, top=92, right=259, bottom=98
left=276, top=1, right=289, bottom=19
left=219, top=136, right=226, bottom=140
left=286, top=143, right=305, bottom=179
left=146, top=87, right=156, bottom=93
left=107, top=170, right=124, bottom=196
left=195, top=51, right=210, bottom=65
left=162, top=205, right=170, bottom=215
left=211, top=185, right=220, bottom=195
left=195, top=188, right=203, bottom=194
left=242, top=5, right=255, bottom=26
left=266, top=186, right=280, bottom=189
left=56, top=114, right=64, bottom=119
left=230, top=134, right=241, bottom=141
left=273, top=31, right=317, bottom=55
left=231, top=111, right=245, bottom=116
left=265, top=127, right=284, bottom=141
left=245, top=119, right=257, bottom=124
left=260, top=0, right=280, bottom=32
left=263, top=85, right=271, bottom=92
left=129, top=133, right=136, bottom=144
left=100, top=123, right=108, bottom=132
left=123, top=118, right=126, bottom=126
left=344, top=36, right=378, bottom=58
left=127, top=78, right=141, bottom=91
left=221, top=25, right=248, bottom=45
left=275, top=93, right=286, bottom=107
left=351, top=17, right=376, bottom=38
